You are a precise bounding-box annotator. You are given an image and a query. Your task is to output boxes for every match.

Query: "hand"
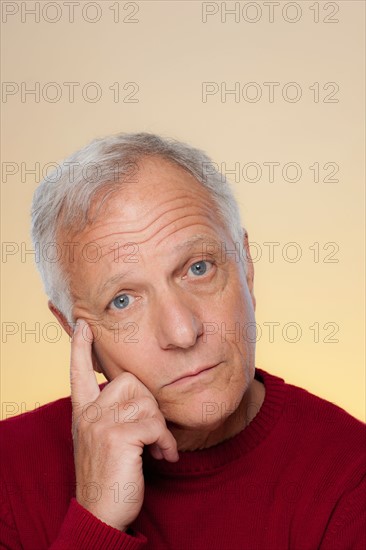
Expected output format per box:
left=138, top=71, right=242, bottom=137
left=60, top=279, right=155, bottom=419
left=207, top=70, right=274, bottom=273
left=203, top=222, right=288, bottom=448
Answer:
left=70, top=318, right=179, bottom=531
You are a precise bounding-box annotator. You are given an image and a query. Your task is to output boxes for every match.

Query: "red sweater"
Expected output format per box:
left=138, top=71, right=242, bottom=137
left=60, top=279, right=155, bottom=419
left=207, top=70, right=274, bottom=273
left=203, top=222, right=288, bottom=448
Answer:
left=1, top=368, right=365, bottom=550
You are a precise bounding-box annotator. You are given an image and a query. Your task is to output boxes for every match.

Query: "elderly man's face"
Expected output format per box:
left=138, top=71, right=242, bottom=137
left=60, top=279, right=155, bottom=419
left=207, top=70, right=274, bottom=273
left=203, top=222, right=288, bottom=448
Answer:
left=56, top=157, right=257, bottom=429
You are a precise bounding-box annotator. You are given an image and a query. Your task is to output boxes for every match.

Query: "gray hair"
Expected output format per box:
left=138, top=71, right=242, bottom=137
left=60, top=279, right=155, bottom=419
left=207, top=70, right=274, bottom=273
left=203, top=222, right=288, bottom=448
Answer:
left=30, top=132, right=245, bottom=325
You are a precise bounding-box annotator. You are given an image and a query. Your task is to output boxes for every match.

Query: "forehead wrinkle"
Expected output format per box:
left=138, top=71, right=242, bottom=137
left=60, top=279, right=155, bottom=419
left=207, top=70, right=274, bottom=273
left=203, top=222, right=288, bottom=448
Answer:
left=97, top=213, right=215, bottom=261
left=79, top=201, right=215, bottom=254
left=97, top=224, right=222, bottom=277
left=100, top=246, right=138, bottom=261
left=78, top=187, right=215, bottom=241
left=154, top=218, right=222, bottom=249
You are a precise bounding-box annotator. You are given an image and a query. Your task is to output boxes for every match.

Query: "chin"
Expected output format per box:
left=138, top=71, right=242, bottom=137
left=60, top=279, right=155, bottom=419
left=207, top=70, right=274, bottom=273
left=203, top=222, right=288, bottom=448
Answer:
left=160, top=386, right=244, bottom=431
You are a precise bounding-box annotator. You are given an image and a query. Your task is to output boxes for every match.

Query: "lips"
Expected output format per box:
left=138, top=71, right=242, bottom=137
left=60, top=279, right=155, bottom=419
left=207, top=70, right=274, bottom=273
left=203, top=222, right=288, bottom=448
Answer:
left=166, top=363, right=220, bottom=386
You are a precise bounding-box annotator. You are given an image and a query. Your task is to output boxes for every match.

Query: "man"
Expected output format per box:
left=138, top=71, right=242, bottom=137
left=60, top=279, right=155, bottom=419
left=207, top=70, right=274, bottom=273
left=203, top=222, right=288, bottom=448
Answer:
left=0, top=132, right=365, bottom=549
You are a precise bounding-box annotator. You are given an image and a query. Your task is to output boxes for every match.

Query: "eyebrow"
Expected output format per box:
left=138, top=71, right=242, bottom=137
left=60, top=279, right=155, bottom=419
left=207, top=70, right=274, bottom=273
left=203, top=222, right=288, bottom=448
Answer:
left=98, top=269, right=135, bottom=296
left=173, top=235, right=220, bottom=252
left=98, top=235, right=221, bottom=296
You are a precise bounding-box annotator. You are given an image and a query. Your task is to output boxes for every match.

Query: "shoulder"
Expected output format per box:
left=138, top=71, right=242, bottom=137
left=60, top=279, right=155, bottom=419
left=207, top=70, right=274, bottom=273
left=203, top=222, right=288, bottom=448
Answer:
left=258, top=368, right=366, bottom=477
left=0, top=397, right=72, bottom=467
left=284, top=375, right=365, bottom=442
left=0, top=381, right=108, bottom=458
left=258, top=367, right=364, bottom=433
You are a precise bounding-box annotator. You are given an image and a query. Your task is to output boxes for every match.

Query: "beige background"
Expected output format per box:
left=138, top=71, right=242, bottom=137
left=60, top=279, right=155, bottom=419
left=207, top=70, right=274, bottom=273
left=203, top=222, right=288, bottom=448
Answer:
left=1, top=1, right=365, bottom=422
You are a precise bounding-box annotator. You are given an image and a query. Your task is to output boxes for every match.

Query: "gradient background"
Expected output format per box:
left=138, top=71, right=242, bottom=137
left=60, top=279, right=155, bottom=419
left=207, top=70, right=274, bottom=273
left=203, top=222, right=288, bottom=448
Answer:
left=1, top=0, right=365, bottom=422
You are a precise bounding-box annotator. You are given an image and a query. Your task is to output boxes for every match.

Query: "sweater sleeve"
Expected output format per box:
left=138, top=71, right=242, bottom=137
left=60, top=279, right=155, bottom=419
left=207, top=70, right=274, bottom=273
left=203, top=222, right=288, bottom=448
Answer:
left=0, top=519, right=22, bottom=550
left=0, top=479, right=22, bottom=550
left=49, top=498, right=147, bottom=549
left=319, top=473, right=366, bottom=550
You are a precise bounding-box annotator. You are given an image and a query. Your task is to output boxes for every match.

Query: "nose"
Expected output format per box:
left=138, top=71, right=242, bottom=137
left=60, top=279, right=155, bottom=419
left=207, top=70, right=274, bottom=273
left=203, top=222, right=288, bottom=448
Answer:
left=152, top=288, right=202, bottom=349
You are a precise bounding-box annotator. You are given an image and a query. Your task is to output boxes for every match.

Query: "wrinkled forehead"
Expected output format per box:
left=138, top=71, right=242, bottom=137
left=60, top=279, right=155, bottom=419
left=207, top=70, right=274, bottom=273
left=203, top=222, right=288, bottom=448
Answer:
left=55, top=156, right=230, bottom=277
left=98, top=158, right=215, bottom=220
left=58, top=156, right=225, bottom=241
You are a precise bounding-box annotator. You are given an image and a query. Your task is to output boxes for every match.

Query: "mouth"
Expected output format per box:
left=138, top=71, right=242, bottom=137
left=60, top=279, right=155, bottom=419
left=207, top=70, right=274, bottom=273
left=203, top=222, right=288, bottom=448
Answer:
left=165, top=363, right=221, bottom=387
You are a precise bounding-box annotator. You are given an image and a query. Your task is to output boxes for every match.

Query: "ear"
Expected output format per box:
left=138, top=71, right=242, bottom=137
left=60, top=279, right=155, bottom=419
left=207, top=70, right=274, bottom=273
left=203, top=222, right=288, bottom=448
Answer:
left=242, top=229, right=256, bottom=311
left=47, top=300, right=104, bottom=375
left=48, top=300, right=73, bottom=338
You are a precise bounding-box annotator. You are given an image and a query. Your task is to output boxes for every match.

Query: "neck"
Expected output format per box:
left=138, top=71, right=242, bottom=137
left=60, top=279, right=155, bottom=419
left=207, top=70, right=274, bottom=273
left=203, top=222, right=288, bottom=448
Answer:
left=168, top=378, right=266, bottom=452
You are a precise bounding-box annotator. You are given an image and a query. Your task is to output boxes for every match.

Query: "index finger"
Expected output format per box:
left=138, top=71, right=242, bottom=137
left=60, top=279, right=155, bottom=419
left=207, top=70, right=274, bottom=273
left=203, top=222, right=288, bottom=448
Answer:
left=70, top=319, right=101, bottom=412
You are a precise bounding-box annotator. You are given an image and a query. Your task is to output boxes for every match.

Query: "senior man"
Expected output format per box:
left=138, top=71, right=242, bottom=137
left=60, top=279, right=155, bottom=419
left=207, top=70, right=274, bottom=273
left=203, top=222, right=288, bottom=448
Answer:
left=0, top=133, right=365, bottom=550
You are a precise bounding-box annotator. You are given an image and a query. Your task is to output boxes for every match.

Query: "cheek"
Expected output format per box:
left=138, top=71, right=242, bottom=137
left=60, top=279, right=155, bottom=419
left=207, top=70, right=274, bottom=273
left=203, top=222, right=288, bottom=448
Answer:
left=92, top=329, right=157, bottom=385
left=208, top=278, right=252, bottom=326
left=229, top=278, right=254, bottom=321
left=92, top=329, right=132, bottom=374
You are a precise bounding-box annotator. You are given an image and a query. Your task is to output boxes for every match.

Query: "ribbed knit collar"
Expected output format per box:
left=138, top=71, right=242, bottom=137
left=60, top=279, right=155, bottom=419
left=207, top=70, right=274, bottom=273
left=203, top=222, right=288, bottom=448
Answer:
left=142, top=368, right=287, bottom=475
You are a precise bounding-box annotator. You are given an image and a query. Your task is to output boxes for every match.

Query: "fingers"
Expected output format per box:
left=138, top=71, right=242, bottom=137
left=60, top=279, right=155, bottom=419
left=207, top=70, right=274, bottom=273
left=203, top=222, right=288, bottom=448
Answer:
left=151, top=409, right=179, bottom=462
left=98, top=383, right=179, bottom=462
left=153, top=425, right=179, bottom=462
left=70, top=319, right=101, bottom=411
left=149, top=443, right=164, bottom=460
left=121, top=416, right=179, bottom=463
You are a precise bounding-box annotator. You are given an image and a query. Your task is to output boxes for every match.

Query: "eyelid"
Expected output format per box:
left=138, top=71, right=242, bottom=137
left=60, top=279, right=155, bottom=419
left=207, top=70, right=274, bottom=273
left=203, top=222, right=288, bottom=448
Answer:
left=108, top=292, right=136, bottom=311
left=186, top=258, right=216, bottom=277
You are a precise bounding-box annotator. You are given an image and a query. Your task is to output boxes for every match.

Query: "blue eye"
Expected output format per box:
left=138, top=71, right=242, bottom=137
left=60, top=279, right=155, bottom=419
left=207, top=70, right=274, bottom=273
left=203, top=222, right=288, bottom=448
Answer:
left=189, top=260, right=209, bottom=276
left=111, top=294, right=131, bottom=309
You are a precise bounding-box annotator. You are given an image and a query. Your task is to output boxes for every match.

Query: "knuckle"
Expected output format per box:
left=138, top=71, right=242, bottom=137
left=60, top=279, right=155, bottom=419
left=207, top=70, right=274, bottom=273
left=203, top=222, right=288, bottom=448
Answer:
left=118, top=372, right=137, bottom=385
left=148, top=415, right=164, bottom=432
left=136, top=396, right=154, bottom=412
